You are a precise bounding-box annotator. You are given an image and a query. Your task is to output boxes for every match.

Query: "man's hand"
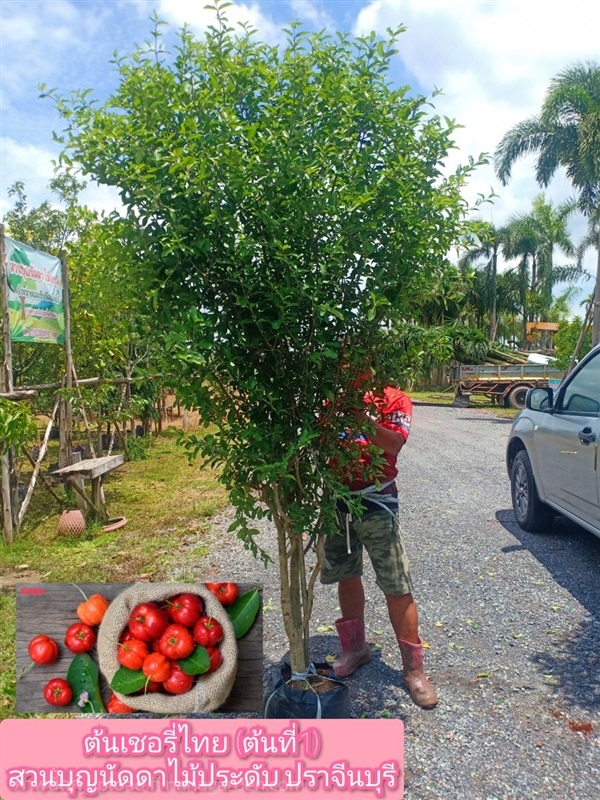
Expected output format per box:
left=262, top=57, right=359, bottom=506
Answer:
left=349, top=406, right=367, bottom=421
left=349, top=406, right=406, bottom=455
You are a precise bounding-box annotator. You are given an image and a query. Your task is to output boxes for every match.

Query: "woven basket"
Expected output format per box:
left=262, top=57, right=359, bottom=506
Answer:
left=98, top=582, right=237, bottom=714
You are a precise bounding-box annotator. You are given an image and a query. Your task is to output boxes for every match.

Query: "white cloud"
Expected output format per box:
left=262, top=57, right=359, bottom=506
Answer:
left=0, top=138, right=124, bottom=221
left=156, top=0, right=282, bottom=43
left=353, top=0, right=600, bottom=226
left=0, top=139, right=57, bottom=217
left=79, top=183, right=125, bottom=217
left=290, top=0, right=335, bottom=30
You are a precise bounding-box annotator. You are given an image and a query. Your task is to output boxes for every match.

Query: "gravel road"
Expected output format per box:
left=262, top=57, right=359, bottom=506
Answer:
left=175, top=403, right=600, bottom=800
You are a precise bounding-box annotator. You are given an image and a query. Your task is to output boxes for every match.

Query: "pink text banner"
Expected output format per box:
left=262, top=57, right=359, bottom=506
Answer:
left=1, top=718, right=404, bottom=799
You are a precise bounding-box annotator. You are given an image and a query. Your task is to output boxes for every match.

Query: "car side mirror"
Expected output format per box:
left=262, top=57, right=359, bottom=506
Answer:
left=526, top=387, right=553, bottom=411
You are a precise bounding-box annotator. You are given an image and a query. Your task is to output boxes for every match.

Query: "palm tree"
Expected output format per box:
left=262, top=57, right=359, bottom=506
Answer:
left=458, top=222, right=509, bottom=341
left=507, top=195, right=579, bottom=300
left=501, top=195, right=584, bottom=346
left=576, top=209, right=600, bottom=343
left=495, top=62, right=600, bottom=342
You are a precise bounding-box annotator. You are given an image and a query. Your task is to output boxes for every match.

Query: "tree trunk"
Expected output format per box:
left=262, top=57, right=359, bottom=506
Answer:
left=268, top=483, right=323, bottom=676
left=592, top=236, right=600, bottom=347
left=489, top=250, right=497, bottom=343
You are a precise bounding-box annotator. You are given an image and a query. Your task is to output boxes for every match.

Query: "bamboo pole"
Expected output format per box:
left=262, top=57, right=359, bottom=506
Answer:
left=58, top=251, right=73, bottom=469
left=108, top=384, right=127, bottom=456
left=17, top=398, right=60, bottom=526
left=0, top=373, right=168, bottom=396
left=1, top=389, right=38, bottom=401
left=0, top=223, right=14, bottom=544
left=22, top=448, right=63, bottom=505
left=71, top=362, right=96, bottom=458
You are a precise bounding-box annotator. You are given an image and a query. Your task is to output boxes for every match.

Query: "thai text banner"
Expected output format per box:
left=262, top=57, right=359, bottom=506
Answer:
left=5, top=237, right=64, bottom=344
left=0, top=718, right=404, bottom=799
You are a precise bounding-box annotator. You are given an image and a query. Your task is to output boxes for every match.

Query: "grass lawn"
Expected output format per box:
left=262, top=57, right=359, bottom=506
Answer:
left=0, top=428, right=228, bottom=718
left=410, top=389, right=520, bottom=419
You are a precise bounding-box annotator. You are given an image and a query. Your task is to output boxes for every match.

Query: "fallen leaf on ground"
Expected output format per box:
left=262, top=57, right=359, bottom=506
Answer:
left=422, top=641, right=430, bottom=648
left=316, top=624, right=334, bottom=632
left=325, top=655, right=336, bottom=664
left=435, top=621, right=444, bottom=627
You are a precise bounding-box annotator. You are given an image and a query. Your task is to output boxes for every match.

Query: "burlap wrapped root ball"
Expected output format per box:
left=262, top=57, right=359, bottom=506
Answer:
left=98, top=582, right=237, bottom=714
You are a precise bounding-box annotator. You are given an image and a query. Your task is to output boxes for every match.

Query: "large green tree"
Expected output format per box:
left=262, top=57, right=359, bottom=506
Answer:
left=495, top=62, right=600, bottom=343
left=503, top=194, right=582, bottom=341
left=49, top=14, right=482, bottom=673
left=459, top=221, right=510, bottom=341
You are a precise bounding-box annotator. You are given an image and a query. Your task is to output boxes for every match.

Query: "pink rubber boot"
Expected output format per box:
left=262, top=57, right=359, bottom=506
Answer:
left=398, top=637, right=439, bottom=707
left=332, top=618, right=372, bottom=678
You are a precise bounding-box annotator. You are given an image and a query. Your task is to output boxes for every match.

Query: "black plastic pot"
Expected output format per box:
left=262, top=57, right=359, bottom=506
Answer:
left=263, top=661, right=351, bottom=719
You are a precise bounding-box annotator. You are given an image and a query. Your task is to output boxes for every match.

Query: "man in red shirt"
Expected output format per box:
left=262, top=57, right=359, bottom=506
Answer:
left=321, top=385, right=438, bottom=708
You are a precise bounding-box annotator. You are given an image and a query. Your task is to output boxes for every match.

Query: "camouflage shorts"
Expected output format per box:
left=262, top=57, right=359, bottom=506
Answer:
left=320, top=509, right=413, bottom=596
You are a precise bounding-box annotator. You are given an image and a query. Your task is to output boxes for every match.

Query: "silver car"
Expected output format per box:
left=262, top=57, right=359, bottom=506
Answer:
left=506, top=343, right=600, bottom=537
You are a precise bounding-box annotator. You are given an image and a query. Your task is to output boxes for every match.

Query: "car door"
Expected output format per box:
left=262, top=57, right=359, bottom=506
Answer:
left=535, top=349, right=600, bottom=525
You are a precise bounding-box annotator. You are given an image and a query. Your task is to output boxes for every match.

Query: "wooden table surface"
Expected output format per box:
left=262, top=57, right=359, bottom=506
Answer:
left=49, top=455, right=125, bottom=479
left=16, top=583, right=263, bottom=715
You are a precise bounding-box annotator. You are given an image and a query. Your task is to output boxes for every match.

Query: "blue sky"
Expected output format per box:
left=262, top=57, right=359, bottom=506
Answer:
left=1, top=0, right=599, bottom=304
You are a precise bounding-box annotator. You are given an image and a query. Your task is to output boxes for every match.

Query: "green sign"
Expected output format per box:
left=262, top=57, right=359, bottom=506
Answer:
left=5, top=237, right=64, bottom=344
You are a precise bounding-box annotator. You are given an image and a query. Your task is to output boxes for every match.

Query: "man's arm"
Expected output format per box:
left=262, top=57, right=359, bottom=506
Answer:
left=368, top=418, right=407, bottom=455
left=350, top=408, right=407, bottom=455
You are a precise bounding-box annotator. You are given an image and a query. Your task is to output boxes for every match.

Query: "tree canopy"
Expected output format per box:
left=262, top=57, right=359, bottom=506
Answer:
left=48, top=12, right=482, bottom=671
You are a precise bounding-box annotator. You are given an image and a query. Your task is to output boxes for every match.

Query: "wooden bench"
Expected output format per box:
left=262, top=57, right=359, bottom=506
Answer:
left=50, top=455, right=125, bottom=518
left=16, top=583, right=263, bottom=714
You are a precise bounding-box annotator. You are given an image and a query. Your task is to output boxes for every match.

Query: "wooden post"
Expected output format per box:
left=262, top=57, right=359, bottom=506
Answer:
left=97, top=404, right=103, bottom=457
left=71, top=362, right=96, bottom=458
left=58, top=251, right=73, bottom=469
left=91, top=476, right=103, bottom=519
left=70, top=450, right=87, bottom=515
left=17, top=398, right=60, bottom=527
left=0, top=224, right=14, bottom=544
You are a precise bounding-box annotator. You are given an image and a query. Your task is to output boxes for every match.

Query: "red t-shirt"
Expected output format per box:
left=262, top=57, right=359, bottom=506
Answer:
left=346, top=386, right=412, bottom=491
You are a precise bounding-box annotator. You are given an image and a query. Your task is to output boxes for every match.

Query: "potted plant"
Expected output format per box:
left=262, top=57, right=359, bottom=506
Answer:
left=52, top=6, right=479, bottom=715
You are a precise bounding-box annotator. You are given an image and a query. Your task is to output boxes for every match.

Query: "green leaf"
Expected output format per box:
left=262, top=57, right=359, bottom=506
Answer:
left=178, top=645, right=210, bottom=676
left=67, top=654, right=106, bottom=712
left=110, top=666, right=147, bottom=695
left=226, top=589, right=260, bottom=639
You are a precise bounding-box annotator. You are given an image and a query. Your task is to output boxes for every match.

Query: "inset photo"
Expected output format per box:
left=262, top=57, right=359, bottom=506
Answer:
left=16, top=582, right=262, bottom=715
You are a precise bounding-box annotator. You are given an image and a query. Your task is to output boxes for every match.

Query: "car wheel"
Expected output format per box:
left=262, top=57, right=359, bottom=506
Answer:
left=510, top=450, right=554, bottom=532
left=507, top=384, right=530, bottom=409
